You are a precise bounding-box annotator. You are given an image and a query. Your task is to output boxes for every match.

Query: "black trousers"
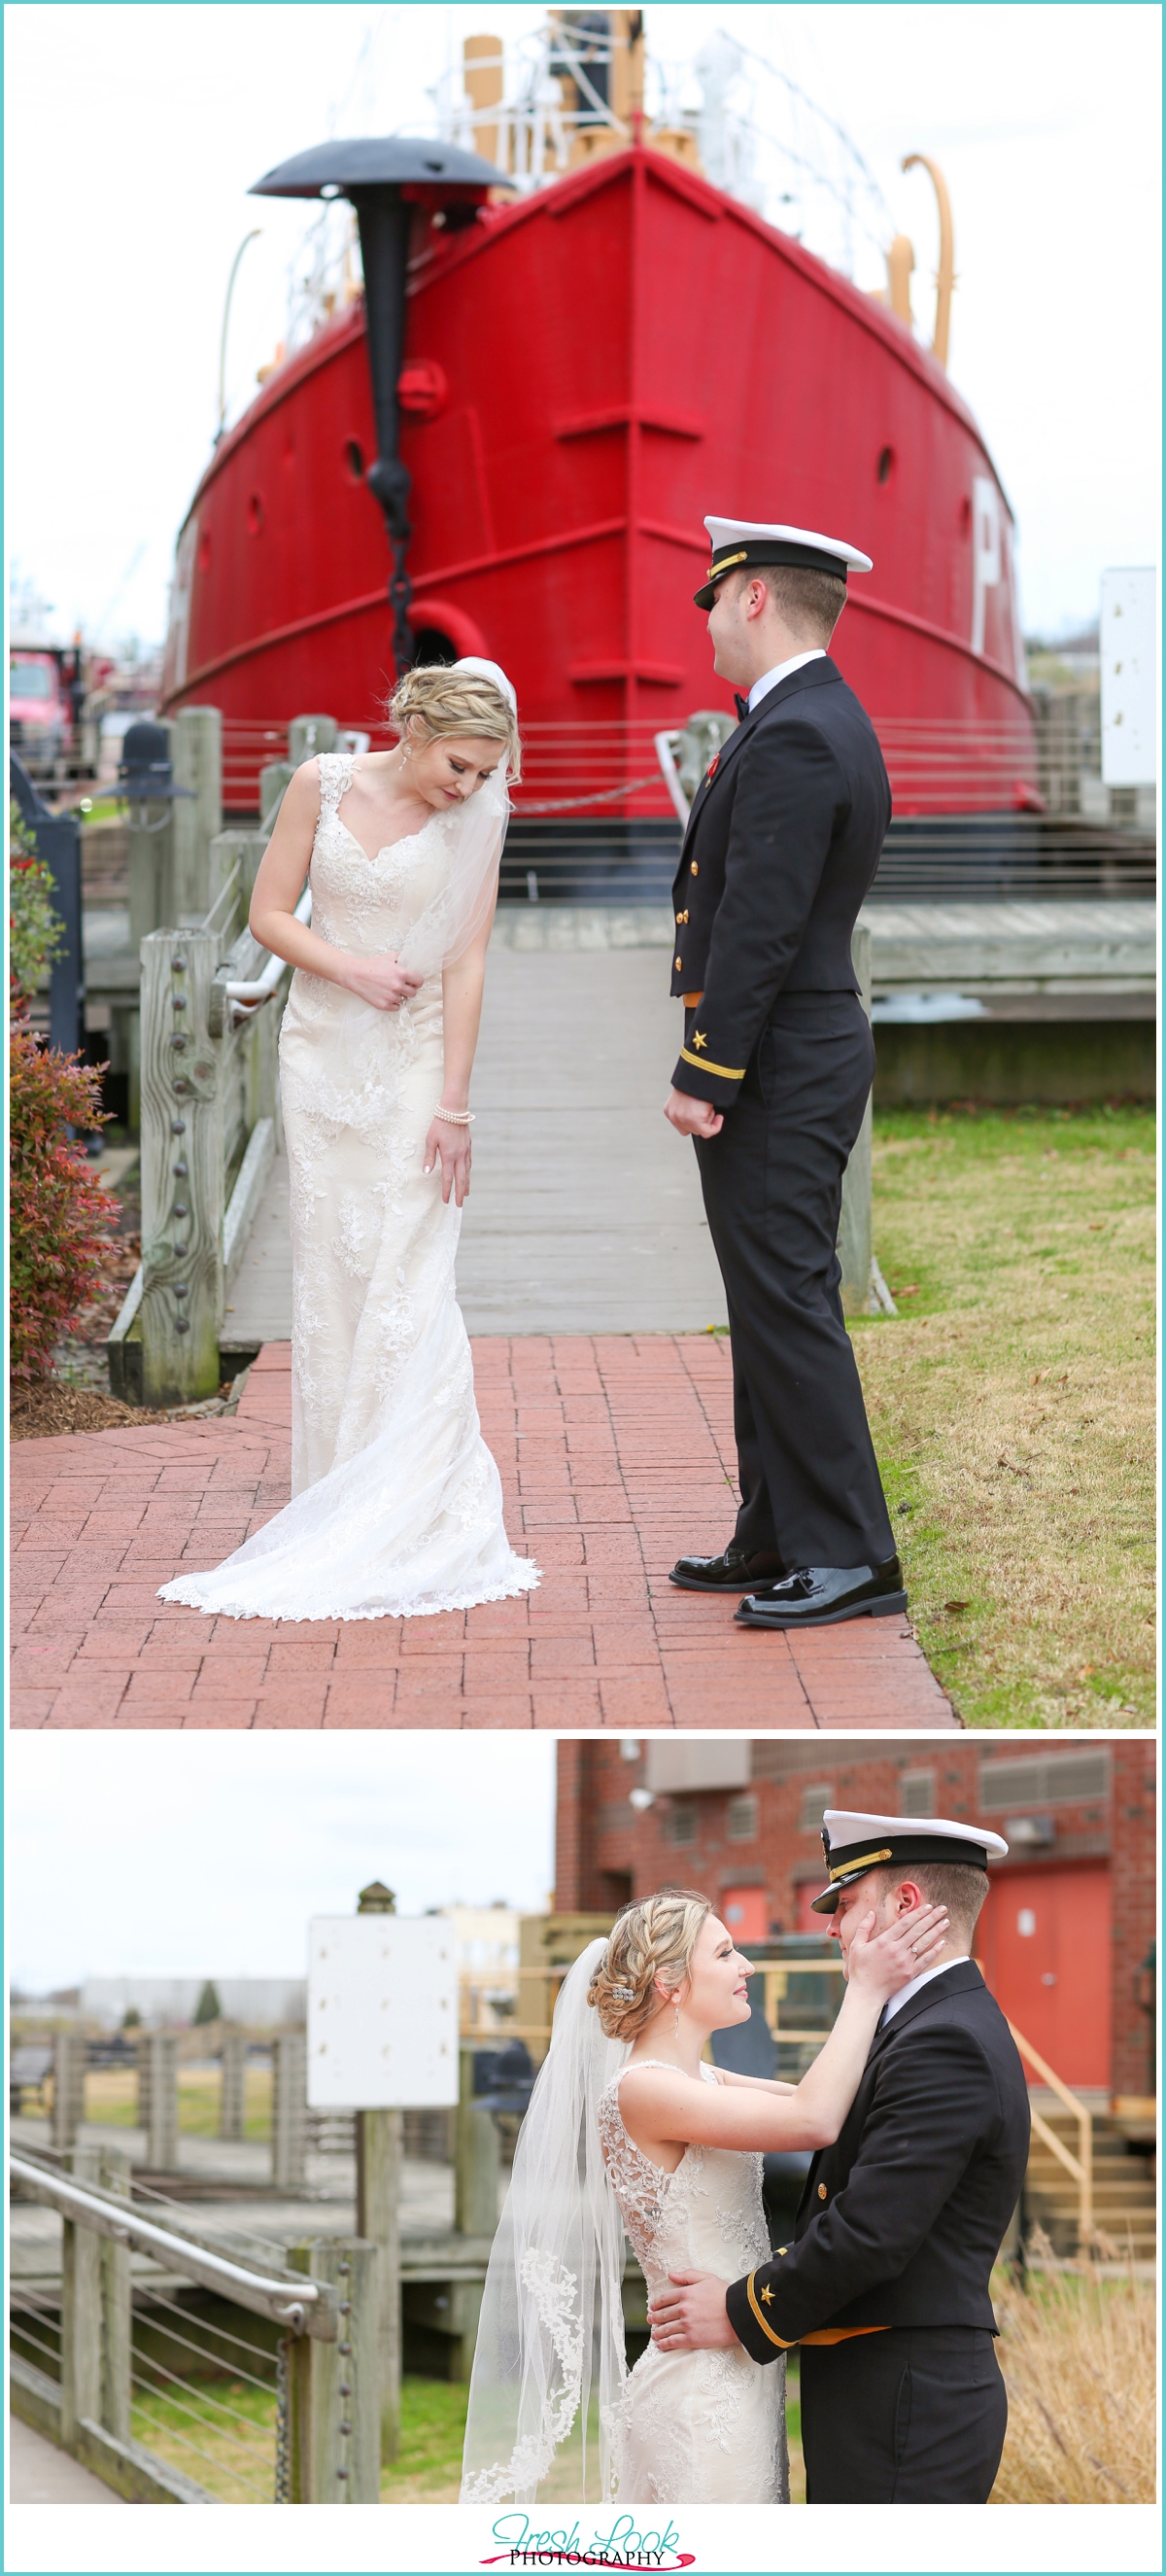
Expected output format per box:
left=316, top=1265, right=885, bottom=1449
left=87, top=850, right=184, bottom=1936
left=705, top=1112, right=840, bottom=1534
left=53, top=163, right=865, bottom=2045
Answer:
left=693, top=992, right=895, bottom=1567
left=801, top=2328, right=1009, bottom=2503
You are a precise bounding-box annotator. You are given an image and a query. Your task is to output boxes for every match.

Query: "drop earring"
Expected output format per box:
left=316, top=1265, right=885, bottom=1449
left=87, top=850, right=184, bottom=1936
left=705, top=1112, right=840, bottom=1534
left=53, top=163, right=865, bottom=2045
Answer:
left=673, top=1998, right=680, bottom=2040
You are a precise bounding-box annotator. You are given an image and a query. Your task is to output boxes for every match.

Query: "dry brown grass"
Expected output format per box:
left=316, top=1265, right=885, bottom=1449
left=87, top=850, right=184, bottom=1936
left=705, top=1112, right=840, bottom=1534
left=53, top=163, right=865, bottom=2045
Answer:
left=854, top=1106, right=1155, bottom=1725
left=990, top=2234, right=1157, bottom=2503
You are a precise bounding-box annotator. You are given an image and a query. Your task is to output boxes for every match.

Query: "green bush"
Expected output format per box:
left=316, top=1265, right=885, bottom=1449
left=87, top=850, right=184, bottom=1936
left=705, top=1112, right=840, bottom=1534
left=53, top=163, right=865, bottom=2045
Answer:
left=9, top=1028, right=116, bottom=1379
left=9, top=798, right=64, bottom=1010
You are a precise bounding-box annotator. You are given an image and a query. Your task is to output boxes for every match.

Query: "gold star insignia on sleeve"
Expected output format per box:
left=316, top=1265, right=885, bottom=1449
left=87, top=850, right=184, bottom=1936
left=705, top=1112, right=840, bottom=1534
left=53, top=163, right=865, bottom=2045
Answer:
left=691, top=1030, right=708, bottom=1051
left=759, top=2284, right=774, bottom=2304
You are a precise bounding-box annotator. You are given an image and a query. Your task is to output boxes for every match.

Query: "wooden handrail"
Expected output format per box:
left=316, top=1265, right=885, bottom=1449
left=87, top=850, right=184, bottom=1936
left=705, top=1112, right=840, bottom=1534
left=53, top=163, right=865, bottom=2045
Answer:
left=1008, top=2020, right=1093, bottom=2245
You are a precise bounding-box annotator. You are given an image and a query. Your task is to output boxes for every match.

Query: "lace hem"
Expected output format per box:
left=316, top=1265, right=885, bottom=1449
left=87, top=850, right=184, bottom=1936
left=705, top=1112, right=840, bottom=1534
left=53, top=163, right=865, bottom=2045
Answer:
left=156, top=1558, right=541, bottom=1624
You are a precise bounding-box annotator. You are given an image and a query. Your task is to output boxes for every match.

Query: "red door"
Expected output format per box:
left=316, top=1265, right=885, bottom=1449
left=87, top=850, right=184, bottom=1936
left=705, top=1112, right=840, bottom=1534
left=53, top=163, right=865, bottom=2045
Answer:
left=720, top=1887, right=771, bottom=1942
left=975, top=1863, right=1111, bottom=2089
left=796, top=1880, right=829, bottom=1933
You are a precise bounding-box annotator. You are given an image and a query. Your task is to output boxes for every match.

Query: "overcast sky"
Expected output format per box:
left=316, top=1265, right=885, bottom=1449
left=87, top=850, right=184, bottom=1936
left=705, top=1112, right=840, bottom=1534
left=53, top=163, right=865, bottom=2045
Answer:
left=5, top=2, right=1159, bottom=650
left=7, top=1734, right=556, bottom=1992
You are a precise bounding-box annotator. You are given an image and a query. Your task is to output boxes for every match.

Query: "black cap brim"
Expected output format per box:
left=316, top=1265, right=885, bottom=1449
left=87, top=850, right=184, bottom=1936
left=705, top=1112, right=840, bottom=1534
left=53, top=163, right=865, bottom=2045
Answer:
left=694, top=540, right=851, bottom=610
left=809, top=1832, right=991, bottom=1915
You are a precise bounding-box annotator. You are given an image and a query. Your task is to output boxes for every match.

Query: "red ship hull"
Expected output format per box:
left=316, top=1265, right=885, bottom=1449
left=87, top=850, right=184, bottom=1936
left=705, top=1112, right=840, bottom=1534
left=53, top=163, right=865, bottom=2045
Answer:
left=161, top=145, right=1037, bottom=819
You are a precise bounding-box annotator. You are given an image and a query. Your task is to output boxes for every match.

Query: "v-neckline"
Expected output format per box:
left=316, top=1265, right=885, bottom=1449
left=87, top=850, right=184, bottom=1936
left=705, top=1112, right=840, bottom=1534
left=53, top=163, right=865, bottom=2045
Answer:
left=333, top=807, right=439, bottom=869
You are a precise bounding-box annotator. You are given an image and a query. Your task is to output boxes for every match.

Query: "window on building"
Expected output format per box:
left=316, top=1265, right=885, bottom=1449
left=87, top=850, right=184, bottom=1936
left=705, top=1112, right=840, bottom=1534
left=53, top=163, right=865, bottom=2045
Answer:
left=725, top=1794, right=758, bottom=1843
left=798, top=1783, right=833, bottom=1831
left=900, top=1769, right=936, bottom=1817
left=979, top=1751, right=1109, bottom=1810
left=666, top=1802, right=698, bottom=1847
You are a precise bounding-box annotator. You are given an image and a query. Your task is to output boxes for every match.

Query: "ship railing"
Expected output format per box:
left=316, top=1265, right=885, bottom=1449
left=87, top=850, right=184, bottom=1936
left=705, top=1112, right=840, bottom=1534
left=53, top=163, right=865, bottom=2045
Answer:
left=218, top=712, right=1126, bottom=831
left=9, top=2143, right=380, bottom=2503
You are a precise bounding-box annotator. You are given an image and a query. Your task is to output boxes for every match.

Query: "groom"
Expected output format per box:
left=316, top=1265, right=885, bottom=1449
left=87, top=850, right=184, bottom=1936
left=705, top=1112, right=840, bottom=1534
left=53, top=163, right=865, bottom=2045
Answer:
left=646, top=1810, right=1031, bottom=2503
left=666, top=516, right=904, bottom=1630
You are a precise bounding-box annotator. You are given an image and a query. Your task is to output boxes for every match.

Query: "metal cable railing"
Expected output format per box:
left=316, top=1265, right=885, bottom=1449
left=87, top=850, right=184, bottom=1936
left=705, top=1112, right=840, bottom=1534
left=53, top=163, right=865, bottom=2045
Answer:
left=127, top=2289, right=277, bottom=2502
left=10, top=2148, right=367, bottom=2502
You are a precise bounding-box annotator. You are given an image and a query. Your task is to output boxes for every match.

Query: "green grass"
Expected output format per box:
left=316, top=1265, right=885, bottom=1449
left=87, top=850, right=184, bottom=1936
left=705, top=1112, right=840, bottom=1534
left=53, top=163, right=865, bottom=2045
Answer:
left=128, top=2374, right=469, bottom=2503
left=82, top=2067, right=272, bottom=2140
left=854, top=1104, right=1154, bottom=1726
left=130, top=2378, right=276, bottom=2503
left=381, top=2376, right=471, bottom=2501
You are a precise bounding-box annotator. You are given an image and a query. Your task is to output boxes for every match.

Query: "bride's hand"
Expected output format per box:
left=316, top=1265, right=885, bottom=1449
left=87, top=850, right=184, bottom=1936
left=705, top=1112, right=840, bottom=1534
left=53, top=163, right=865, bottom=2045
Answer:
left=844, top=1902, right=949, bottom=2002
left=425, top=1118, right=472, bottom=1206
left=338, top=951, right=424, bottom=1011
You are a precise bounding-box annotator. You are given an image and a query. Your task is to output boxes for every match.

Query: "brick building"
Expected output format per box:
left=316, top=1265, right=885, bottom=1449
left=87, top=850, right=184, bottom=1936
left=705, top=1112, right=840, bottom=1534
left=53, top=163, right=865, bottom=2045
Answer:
left=555, top=1737, right=1156, bottom=2101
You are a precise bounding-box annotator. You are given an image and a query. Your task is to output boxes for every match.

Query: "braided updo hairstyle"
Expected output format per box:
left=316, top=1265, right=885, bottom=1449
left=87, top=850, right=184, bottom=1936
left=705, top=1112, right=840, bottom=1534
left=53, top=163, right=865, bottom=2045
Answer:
left=387, top=664, right=522, bottom=780
left=587, top=1888, right=712, bottom=2042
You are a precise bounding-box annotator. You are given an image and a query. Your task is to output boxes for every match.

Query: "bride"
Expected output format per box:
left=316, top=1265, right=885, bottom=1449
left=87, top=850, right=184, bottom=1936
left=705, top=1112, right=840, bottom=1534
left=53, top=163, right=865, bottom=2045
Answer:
left=158, top=659, right=539, bottom=1624
left=461, top=1884, right=947, bottom=2507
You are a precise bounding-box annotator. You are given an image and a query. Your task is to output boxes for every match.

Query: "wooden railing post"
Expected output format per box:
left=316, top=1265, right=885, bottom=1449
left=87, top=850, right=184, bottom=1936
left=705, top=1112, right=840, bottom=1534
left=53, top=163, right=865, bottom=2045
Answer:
left=60, top=2143, right=102, bottom=2452
left=220, top=2029, right=246, bottom=2141
left=206, top=827, right=267, bottom=949
left=286, top=2239, right=379, bottom=2502
left=127, top=722, right=176, bottom=954
left=139, top=926, right=223, bottom=1405
left=51, top=2032, right=86, bottom=2154
left=456, top=2046, right=499, bottom=2238
left=272, top=2033, right=308, bottom=2191
left=839, top=921, right=874, bottom=1313
left=356, top=2108, right=402, bottom=2465
left=288, top=715, right=339, bottom=767
left=98, top=2144, right=132, bottom=2443
left=171, top=707, right=223, bottom=923
left=137, top=2032, right=179, bottom=2173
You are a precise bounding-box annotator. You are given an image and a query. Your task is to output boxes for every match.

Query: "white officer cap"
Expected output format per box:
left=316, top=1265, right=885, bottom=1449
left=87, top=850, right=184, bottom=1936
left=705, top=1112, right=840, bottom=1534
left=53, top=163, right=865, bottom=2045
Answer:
left=695, top=517, right=874, bottom=609
left=810, top=1809, right=1009, bottom=1915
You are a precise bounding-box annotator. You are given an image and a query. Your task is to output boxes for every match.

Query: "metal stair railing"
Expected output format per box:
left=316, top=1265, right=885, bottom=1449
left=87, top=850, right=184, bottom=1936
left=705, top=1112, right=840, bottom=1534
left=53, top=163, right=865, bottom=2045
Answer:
left=1007, top=2024, right=1094, bottom=2245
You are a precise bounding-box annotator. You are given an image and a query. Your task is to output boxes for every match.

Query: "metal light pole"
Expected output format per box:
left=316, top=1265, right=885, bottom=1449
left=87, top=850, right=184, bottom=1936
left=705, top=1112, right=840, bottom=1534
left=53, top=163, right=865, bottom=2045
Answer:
left=217, top=229, right=262, bottom=441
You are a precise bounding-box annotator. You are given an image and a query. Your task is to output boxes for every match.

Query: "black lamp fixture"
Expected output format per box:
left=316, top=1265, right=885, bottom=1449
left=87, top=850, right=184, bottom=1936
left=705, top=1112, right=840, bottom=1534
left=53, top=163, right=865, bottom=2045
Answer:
left=250, top=138, right=509, bottom=676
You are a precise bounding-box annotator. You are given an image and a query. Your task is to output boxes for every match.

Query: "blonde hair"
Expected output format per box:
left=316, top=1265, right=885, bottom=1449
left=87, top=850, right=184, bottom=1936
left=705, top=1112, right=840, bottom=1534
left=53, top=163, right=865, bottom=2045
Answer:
left=387, top=664, right=522, bottom=780
left=587, top=1888, right=712, bottom=2042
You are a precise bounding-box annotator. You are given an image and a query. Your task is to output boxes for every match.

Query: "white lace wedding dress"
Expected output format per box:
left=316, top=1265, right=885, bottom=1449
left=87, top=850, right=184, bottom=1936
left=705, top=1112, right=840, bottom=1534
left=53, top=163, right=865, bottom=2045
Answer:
left=599, top=2063, right=788, bottom=2505
left=158, top=752, right=539, bottom=1624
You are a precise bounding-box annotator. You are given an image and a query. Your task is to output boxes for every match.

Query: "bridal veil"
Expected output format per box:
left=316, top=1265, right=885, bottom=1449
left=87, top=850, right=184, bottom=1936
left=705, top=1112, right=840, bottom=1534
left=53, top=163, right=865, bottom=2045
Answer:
left=461, top=1939, right=631, bottom=2505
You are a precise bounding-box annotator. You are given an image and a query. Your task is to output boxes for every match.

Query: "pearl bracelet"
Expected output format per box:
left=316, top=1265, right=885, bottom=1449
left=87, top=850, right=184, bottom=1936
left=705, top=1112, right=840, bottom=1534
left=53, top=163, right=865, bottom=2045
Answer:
left=434, top=1106, right=475, bottom=1125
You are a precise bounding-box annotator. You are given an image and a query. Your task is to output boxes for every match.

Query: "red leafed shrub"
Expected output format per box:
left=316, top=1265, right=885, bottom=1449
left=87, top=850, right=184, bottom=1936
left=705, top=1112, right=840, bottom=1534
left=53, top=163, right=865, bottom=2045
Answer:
left=9, top=1029, right=119, bottom=1379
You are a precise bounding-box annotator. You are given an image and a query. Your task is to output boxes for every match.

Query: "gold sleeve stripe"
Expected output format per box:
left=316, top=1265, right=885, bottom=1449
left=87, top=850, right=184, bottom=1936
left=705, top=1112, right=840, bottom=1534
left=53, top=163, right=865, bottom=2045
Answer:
left=745, top=2274, right=795, bottom=2350
left=679, top=1046, right=745, bottom=1080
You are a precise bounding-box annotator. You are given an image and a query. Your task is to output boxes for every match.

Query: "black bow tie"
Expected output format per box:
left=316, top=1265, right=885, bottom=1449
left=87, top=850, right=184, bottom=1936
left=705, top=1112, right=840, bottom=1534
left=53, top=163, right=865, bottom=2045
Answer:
left=734, top=692, right=750, bottom=721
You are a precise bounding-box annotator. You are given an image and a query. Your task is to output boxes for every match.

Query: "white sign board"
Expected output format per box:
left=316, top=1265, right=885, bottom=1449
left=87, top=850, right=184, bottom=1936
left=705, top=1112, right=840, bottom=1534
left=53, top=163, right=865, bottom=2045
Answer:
left=307, top=1917, right=459, bottom=2108
left=1100, top=568, right=1156, bottom=785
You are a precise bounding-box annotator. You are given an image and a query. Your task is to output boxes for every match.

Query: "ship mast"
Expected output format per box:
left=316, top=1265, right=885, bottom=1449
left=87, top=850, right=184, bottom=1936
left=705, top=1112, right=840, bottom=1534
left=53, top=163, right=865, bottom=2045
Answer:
left=249, top=137, right=507, bottom=675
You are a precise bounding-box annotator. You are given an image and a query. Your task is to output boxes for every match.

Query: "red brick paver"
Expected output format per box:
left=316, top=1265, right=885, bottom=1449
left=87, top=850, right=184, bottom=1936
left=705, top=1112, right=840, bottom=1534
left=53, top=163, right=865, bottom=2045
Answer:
left=10, top=1340, right=955, bottom=1730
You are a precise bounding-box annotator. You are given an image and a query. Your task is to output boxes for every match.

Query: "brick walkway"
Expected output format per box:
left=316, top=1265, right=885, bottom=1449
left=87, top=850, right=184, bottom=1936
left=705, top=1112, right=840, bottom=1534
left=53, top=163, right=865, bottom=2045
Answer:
left=11, top=1339, right=954, bottom=1730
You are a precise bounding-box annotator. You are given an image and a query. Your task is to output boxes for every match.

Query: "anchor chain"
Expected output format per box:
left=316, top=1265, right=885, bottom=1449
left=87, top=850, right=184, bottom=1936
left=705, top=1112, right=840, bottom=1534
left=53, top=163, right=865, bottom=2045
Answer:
left=389, top=531, right=413, bottom=681
left=275, top=2331, right=292, bottom=2501
left=335, top=2256, right=355, bottom=2494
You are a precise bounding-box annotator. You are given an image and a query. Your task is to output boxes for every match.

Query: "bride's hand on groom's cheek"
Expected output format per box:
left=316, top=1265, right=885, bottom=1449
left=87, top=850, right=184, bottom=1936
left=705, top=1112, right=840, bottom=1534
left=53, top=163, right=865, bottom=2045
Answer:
left=846, top=1900, right=949, bottom=1997
left=647, top=2269, right=736, bottom=2352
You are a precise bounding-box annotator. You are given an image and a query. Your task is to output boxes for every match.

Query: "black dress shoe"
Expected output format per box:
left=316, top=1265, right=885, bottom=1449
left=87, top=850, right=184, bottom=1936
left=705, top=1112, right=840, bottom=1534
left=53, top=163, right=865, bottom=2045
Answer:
left=669, top=1545, right=786, bottom=1592
left=734, top=1557, right=908, bottom=1629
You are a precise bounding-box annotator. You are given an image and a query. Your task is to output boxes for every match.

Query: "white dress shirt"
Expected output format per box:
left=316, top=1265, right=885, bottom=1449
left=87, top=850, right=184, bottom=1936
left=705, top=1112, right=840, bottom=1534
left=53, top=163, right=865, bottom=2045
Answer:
left=882, top=1954, right=971, bottom=2025
left=747, top=646, right=826, bottom=713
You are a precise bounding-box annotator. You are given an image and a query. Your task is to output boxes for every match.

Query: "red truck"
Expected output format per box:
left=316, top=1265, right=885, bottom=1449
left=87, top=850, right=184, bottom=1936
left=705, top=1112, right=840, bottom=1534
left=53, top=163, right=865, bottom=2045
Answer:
left=9, top=644, right=108, bottom=780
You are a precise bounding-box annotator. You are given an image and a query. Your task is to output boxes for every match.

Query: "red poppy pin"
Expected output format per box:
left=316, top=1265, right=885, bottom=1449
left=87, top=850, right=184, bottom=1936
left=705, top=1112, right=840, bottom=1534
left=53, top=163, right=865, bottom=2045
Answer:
left=706, top=753, right=720, bottom=780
